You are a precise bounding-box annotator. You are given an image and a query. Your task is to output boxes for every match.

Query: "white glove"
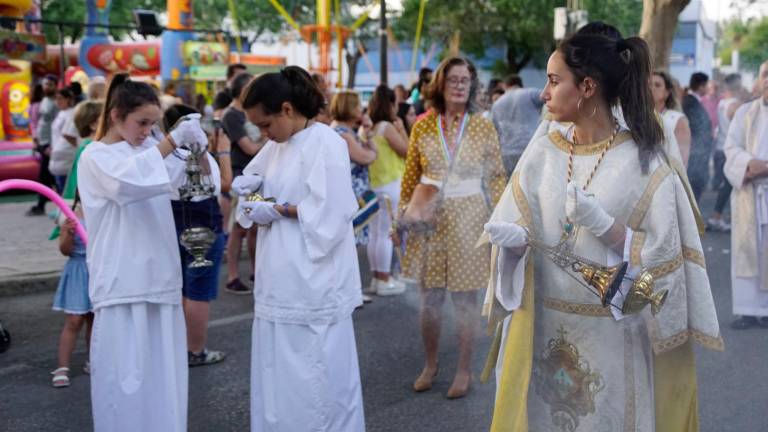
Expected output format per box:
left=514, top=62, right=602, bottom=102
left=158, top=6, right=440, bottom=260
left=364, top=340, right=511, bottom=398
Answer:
left=232, top=174, right=264, bottom=196
left=565, top=181, right=615, bottom=236
left=241, top=200, right=283, bottom=225
left=169, top=114, right=207, bottom=153
left=484, top=221, right=528, bottom=248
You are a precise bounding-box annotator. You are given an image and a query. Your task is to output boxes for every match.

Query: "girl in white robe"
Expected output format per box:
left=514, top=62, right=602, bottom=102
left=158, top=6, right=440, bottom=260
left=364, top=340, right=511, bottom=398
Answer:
left=77, top=74, right=209, bottom=432
left=232, top=66, right=365, bottom=432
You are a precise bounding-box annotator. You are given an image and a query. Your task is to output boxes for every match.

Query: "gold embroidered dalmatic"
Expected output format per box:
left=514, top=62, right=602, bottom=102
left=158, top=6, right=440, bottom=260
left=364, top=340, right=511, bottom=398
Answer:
left=482, top=131, right=723, bottom=432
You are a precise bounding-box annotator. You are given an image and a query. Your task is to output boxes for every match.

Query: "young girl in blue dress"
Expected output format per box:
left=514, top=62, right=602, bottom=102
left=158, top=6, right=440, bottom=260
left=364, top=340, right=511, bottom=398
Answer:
left=50, top=202, right=92, bottom=388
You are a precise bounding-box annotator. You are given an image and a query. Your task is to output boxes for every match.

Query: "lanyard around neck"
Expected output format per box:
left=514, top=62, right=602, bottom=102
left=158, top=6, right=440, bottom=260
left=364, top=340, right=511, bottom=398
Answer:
left=436, top=112, right=469, bottom=162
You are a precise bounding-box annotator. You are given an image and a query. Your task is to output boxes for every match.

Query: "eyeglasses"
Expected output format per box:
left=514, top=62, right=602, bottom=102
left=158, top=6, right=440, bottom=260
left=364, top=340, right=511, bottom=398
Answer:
left=446, top=77, right=471, bottom=88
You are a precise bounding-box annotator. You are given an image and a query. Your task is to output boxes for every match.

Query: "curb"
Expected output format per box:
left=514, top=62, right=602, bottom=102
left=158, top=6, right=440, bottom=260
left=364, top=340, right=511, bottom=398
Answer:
left=0, top=273, right=59, bottom=297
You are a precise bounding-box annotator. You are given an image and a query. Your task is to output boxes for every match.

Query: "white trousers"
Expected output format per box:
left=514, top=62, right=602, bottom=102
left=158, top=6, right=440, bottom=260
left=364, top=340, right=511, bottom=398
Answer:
left=732, top=222, right=768, bottom=317
left=250, top=316, right=365, bottom=432
left=90, top=302, right=188, bottom=432
left=367, top=180, right=400, bottom=273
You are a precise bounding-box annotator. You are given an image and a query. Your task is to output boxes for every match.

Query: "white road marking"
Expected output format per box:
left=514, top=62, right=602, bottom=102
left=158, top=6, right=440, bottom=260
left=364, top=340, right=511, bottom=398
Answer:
left=208, top=312, right=254, bottom=328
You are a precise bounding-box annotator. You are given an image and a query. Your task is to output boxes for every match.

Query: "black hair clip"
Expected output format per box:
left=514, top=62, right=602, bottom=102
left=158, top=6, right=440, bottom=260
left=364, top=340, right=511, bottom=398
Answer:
left=616, top=39, right=631, bottom=64
left=619, top=48, right=632, bottom=64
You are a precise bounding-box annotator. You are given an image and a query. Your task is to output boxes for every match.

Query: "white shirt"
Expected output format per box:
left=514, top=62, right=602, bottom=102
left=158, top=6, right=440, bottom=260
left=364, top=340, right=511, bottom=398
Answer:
left=240, top=123, right=362, bottom=324
left=716, top=97, right=740, bottom=151
left=78, top=138, right=186, bottom=309
left=660, top=109, right=686, bottom=164
left=49, top=107, right=77, bottom=176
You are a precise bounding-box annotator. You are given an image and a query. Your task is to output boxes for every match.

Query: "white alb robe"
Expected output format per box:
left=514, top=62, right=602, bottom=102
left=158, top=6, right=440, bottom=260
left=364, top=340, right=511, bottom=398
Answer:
left=78, top=138, right=188, bottom=432
left=724, top=99, right=768, bottom=316
left=238, top=123, right=364, bottom=432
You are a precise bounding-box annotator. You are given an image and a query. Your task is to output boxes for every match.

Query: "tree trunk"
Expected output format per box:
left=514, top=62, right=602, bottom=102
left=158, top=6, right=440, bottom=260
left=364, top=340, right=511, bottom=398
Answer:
left=639, top=0, right=691, bottom=70
left=505, top=44, right=532, bottom=74
left=506, top=45, right=520, bottom=74
left=346, top=49, right=361, bottom=89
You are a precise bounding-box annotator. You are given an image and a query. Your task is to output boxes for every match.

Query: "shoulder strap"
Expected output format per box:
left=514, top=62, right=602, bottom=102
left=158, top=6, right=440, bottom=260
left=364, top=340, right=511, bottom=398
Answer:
left=374, top=121, right=389, bottom=136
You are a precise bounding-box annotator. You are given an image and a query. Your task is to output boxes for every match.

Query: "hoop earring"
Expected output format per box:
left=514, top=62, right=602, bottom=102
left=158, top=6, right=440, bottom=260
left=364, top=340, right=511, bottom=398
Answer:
left=577, top=97, right=598, bottom=119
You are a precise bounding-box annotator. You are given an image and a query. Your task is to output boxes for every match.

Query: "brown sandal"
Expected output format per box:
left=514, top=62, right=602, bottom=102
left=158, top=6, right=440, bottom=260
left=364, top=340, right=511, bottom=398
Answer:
left=224, top=278, right=252, bottom=295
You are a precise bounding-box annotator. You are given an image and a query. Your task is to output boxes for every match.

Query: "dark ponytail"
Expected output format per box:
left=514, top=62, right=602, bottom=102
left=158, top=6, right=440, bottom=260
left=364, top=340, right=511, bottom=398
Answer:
left=95, top=73, right=160, bottom=140
left=560, top=34, right=664, bottom=173
left=241, top=66, right=324, bottom=119
left=617, top=38, right=664, bottom=172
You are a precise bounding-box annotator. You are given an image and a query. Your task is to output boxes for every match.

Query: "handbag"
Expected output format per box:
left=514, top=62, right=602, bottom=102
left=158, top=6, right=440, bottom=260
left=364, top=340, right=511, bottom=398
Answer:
left=399, top=182, right=439, bottom=232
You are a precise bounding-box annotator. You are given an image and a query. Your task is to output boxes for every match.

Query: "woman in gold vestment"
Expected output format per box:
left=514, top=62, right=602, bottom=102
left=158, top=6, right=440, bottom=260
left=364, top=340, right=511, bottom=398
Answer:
left=482, top=33, right=722, bottom=431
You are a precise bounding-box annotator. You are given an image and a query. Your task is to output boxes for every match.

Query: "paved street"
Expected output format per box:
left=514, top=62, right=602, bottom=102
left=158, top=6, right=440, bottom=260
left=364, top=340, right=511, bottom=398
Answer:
left=1, top=196, right=767, bottom=431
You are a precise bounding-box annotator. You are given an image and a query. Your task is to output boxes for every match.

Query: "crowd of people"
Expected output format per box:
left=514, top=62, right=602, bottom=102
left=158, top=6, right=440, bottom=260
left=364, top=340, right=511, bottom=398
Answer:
left=19, top=18, right=768, bottom=432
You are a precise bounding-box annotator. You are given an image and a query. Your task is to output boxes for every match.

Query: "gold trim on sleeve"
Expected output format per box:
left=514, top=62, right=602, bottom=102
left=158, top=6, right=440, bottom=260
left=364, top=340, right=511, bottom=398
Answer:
left=651, top=328, right=725, bottom=354
left=682, top=246, right=706, bottom=268
left=630, top=231, right=647, bottom=268
left=649, top=322, right=724, bottom=354
left=648, top=254, right=684, bottom=279
left=627, top=164, right=672, bottom=230
left=540, top=296, right=613, bottom=317
left=511, top=171, right=534, bottom=233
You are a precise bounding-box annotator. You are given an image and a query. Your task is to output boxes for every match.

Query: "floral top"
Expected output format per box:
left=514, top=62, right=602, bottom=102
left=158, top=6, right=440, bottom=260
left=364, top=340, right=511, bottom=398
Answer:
left=333, top=125, right=370, bottom=245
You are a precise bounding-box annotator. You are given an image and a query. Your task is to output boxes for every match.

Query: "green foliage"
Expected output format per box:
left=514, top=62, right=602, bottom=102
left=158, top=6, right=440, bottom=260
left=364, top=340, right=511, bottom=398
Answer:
left=393, top=0, right=643, bottom=73
left=40, top=0, right=88, bottom=43
left=582, top=0, right=642, bottom=37
left=740, top=18, right=768, bottom=71
left=39, top=0, right=357, bottom=45
left=41, top=0, right=165, bottom=43
left=193, top=0, right=316, bottom=43
left=719, top=17, right=768, bottom=70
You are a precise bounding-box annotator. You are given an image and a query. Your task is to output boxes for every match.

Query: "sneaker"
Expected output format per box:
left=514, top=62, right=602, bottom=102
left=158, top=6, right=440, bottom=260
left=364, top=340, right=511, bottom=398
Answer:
left=25, top=206, right=45, bottom=216
left=707, top=218, right=731, bottom=232
left=225, top=278, right=252, bottom=295
left=362, top=293, right=374, bottom=304
left=51, top=367, right=70, bottom=388
left=363, top=279, right=379, bottom=295
left=717, top=220, right=731, bottom=232
left=376, top=278, right=407, bottom=296
left=83, top=361, right=90, bottom=375
left=188, top=349, right=226, bottom=367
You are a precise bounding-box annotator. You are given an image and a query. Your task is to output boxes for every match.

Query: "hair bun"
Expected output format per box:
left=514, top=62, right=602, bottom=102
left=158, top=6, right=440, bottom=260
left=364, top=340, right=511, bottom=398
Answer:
left=280, top=66, right=308, bottom=83
left=616, top=39, right=631, bottom=64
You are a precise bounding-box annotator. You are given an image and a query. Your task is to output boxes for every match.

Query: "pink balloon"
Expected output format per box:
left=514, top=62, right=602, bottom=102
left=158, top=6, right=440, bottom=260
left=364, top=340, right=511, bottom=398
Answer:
left=0, top=179, right=88, bottom=245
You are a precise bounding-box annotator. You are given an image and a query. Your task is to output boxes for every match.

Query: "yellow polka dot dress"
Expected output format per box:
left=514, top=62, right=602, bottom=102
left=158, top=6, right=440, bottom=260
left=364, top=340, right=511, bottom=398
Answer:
left=400, top=111, right=507, bottom=292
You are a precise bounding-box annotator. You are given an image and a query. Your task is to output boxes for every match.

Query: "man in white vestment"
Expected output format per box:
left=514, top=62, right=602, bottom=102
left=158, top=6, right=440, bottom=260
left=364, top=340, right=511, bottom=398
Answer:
left=724, top=60, right=768, bottom=329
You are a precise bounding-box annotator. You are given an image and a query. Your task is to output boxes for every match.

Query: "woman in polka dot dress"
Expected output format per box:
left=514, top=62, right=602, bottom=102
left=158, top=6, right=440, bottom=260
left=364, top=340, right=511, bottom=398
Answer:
left=399, top=57, right=506, bottom=399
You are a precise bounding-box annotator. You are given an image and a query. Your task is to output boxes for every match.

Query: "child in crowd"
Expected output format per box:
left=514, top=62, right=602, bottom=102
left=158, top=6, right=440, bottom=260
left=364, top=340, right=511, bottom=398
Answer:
left=49, top=100, right=104, bottom=388
left=163, top=104, right=229, bottom=367
left=50, top=208, right=91, bottom=388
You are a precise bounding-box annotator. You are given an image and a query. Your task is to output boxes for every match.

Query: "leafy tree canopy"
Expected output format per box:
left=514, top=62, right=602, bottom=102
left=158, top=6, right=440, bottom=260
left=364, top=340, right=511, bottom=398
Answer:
left=393, top=0, right=643, bottom=75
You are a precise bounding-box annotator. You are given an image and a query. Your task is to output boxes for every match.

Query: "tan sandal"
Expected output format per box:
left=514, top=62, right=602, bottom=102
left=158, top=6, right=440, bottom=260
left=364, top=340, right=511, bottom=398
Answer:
left=51, top=367, right=70, bottom=388
left=446, top=374, right=472, bottom=399
left=413, top=365, right=439, bottom=392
